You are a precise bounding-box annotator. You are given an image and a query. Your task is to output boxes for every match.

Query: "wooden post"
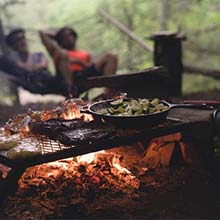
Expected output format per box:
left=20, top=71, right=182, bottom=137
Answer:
left=150, top=32, right=185, bottom=97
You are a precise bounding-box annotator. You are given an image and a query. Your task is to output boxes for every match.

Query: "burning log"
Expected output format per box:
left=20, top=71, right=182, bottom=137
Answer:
left=143, top=133, right=186, bottom=169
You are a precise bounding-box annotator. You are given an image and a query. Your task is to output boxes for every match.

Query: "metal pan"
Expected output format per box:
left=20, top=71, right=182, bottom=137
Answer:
left=81, top=98, right=214, bottom=128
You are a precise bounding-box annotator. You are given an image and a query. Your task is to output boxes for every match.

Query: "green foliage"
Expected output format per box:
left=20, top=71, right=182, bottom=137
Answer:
left=183, top=74, right=220, bottom=94
left=1, top=0, right=220, bottom=103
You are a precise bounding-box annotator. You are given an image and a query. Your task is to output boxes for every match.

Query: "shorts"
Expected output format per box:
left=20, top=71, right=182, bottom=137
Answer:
left=74, top=64, right=103, bottom=80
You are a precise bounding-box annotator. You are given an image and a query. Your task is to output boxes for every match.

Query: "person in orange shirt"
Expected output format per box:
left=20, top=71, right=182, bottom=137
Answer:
left=40, top=27, right=117, bottom=97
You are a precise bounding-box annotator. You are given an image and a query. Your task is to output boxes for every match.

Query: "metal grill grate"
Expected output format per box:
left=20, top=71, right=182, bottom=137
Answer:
left=30, top=119, right=179, bottom=155
left=30, top=135, right=70, bottom=155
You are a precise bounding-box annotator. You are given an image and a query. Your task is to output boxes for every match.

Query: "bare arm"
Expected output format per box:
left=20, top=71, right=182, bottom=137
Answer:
left=39, top=31, right=77, bottom=95
left=39, top=31, right=66, bottom=58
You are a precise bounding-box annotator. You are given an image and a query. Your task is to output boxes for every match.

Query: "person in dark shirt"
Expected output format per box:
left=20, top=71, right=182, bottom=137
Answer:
left=0, top=29, right=66, bottom=95
left=5, top=28, right=48, bottom=72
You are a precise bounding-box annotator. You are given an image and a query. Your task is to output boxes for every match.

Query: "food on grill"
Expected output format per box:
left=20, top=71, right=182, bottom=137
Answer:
left=29, top=118, right=89, bottom=137
left=0, top=129, right=20, bottom=151
left=58, top=127, right=114, bottom=146
left=4, top=98, right=92, bottom=136
left=0, top=140, right=19, bottom=151
left=7, top=148, right=41, bottom=159
left=4, top=114, right=32, bottom=135
left=29, top=118, right=115, bottom=146
left=101, top=98, right=168, bottom=116
left=0, top=128, right=41, bottom=159
left=30, top=111, right=42, bottom=121
left=7, top=138, right=41, bottom=159
left=40, top=99, right=88, bottom=122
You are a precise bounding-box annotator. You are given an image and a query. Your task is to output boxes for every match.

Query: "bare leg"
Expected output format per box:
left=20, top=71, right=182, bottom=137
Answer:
left=56, top=53, right=72, bottom=86
left=54, top=50, right=75, bottom=96
left=94, top=53, right=118, bottom=98
left=94, top=53, right=117, bottom=76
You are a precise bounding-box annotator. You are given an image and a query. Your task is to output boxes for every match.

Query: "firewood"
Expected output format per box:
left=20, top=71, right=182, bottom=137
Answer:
left=143, top=133, right=186, bottom=168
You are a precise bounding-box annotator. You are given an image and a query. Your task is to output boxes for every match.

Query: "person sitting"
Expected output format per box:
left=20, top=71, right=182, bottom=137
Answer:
left=40, top=26, right=118, bottom=97
left=0, top=28, right=67, bottom=95
left=5, top=28, right=48, bottom=72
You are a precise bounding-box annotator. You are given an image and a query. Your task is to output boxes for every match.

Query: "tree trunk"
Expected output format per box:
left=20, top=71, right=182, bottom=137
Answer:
left=0, top=19, right=9, bottom=55
left=123, top=5, right=134, bottom=70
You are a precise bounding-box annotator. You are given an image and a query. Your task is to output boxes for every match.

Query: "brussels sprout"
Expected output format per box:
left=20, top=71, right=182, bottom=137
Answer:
left=110, top=99, right=123, bottom=105
left=150, top=98, right=160, bottom=106
left=106, top=98, right=167, bottom=116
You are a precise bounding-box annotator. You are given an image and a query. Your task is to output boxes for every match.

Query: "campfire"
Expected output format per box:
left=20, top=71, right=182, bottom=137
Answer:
left=0, top=98, right=214, bottom=220
left=1, top=99, right=141, bottom=187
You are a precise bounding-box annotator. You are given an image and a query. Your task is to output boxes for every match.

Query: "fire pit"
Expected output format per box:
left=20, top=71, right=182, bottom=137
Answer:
left=0, top=99, right=219, bottom=220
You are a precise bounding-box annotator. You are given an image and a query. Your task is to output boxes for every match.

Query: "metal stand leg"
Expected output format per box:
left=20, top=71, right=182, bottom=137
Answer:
left=0, top=166, right=26, bottom=204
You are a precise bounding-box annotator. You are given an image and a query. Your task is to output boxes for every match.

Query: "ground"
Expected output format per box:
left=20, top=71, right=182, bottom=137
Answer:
left=0, top=89, right=220, bottom=219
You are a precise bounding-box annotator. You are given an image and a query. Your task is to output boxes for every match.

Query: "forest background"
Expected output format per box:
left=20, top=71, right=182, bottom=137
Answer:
left=1, top=0, right=220, bottom=103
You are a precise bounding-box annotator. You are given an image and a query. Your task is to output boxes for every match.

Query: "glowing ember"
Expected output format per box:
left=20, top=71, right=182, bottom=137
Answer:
left=112, top=160, right=132, bottom=174
left=76, top=151, right=98, bottom=164
left=27, top=150, right=139, bottom=189
left=81, top=113, right=93, bottom=122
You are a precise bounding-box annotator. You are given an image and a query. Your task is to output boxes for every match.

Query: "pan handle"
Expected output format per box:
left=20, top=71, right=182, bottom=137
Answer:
left=183, top=100, right=220, bottom=106
left=170, top=103, right=214, bottom=110
left=80, top=105, right=91, bottom=114
left=162, top=100, right=214, bottom=110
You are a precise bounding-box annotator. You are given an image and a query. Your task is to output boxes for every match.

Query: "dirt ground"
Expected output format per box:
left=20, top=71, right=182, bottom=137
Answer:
left=1, top=89, right=220, bottom=220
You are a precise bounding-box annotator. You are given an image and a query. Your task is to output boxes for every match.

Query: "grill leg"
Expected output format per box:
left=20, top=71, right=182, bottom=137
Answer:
left=0, top=166, right=26, bottom=204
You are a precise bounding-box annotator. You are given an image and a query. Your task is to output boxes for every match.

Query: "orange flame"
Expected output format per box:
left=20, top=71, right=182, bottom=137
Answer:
left=76, top=150, right=132, bottom=175
left=61, top=108, right=81, bottom=120
left=27, top=150, right=139, bottom=189
left=112, top=158, right=132, bottom=175
left=40, top=101, right=93, bottom=122
left=60, top=101, right=81, bottom=120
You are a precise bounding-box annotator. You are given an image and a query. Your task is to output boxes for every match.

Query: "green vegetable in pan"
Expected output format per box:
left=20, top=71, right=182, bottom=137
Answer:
left=105, top=98, right=168, bottom=116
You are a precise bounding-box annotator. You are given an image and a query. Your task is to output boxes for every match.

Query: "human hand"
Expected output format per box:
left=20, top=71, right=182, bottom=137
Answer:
left=39, top=30, right=54, bottom=39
